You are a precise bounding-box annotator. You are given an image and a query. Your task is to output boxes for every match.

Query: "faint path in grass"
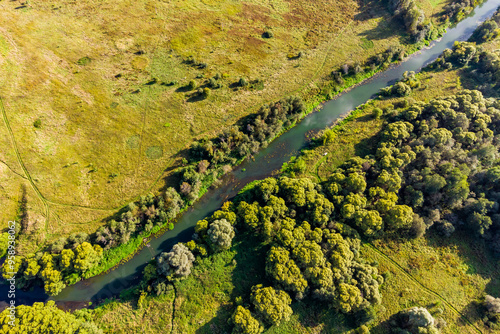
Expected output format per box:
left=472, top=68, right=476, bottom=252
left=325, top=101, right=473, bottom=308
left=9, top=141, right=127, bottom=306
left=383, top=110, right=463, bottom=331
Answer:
left=0, top=95, right=51, bottom=230
left=366, top=242, right=483, bottom=334
left=312, top=154, right=328, bottom=182
left=0, top=158, right=27, bottom=179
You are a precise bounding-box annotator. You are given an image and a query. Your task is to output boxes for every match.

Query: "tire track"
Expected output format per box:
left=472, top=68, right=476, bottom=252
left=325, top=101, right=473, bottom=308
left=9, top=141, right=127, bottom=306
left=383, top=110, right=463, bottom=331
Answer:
left=0, top=96, right=50, bottom=230
left=366, top=243, right=483, bottom=334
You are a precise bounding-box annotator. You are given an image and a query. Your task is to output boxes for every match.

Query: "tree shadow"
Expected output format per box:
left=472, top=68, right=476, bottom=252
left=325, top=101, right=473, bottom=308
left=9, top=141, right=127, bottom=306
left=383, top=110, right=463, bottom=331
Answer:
left=175, top=85, right=194, bottom=93
left=292, top=300, right=355, bottom=333
left=186, top=93, right=206, bottom=103
left=353, top=119, right=383, bottom=158
left=194, top=233, right=268, bottom=333
left=423, top=230, right=500, bottom=331
left=354, top=0, right=387, bottom=22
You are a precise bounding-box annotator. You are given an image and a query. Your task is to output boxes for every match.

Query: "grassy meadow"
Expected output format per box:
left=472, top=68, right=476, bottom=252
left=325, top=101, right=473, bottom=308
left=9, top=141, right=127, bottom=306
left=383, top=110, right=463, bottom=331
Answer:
left=0, top=0, right=450, bottom=254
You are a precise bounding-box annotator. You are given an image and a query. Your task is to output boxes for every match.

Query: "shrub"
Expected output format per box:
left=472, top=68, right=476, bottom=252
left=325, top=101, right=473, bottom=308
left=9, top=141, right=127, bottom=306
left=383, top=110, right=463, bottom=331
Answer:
left=188, top=80, right=197, bottom=90
left=239, top=77, right=248, bottom=87
left=202, top=87, right=211, bottom=99
left=372, top=108, right=383, bottom=119
left=262, top=31, right=273, bottom=38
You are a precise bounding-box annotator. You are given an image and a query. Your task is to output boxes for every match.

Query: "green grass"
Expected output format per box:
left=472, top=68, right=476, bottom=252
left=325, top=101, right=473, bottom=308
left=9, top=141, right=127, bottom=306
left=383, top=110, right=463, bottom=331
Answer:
left=0, top=0, right=421, bottom=253
left=366, top=231, right=500, bottom=334
left=93, top=229, right=497, bottom=333
left=360, top=38, right=374, bottom=50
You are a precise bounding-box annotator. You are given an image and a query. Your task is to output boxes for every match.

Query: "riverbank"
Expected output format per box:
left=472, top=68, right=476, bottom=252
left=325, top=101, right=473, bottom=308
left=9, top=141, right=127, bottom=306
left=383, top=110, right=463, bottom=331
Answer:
left=2, top=0, right=498, bottom=308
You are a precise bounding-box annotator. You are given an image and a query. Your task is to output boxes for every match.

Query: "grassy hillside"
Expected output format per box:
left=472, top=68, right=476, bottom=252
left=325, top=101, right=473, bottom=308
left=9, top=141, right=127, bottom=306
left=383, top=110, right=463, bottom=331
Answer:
left=0, top=0, right=448, bottom=254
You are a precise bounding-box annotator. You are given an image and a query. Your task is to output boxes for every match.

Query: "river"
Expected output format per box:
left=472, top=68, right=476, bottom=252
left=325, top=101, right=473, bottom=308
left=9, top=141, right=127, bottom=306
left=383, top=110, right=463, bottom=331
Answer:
left=2, top=0, right=499, bottom=307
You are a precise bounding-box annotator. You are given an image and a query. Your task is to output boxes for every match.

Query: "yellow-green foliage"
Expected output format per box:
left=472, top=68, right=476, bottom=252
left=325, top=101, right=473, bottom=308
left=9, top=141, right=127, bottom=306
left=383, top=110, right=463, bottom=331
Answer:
left=0, top=0, right=415, bottom=254
left=0, top=301, right=102, bottom=334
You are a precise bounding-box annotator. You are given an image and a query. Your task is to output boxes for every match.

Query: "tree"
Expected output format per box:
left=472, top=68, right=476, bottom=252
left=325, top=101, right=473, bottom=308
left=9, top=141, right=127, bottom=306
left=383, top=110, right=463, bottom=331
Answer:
left=251, top=285, right=293, bottom=326
left=485, top=295, right=500, bottom=314
left=397, top=307, right=437, bottom=333
left=373, top=107, right=383, bottom=119
left=207, top=219, right=235, bottom=252
left=74, top=242, right=103, bottom=274
left=470, top=20, right=499, bottom=43
left=237, top=201, right=260, bottom=230
left=354, top=210, right=383, bottom=236
left=40, top=267, right=66, bottom=296
left=382, top=121, right=413, bottom=143
left=24, top=256, right=41, bottom=279
left=392, top=82, right=412, bottom=96
left=239, top=77, right=248, bottom=87
left=278, top=177, right=316, bottom=207
left=385, top=205, right=414, bottom=230
left=59, top=249, right=75, bottom=272
left=39, top=253, right=67, bottom=296
left=345, top=173, right=367, bottom=194
left=164, top=188, right=184, bottom=221
left=335, top=283, right=363, bottom=313
left=292, top=240, right=326, bottom=268
left=266, top=246, right=308, bottom=295
left=0, top=300, right=103, bottom=333
left=232, top=306, right=264, bottom=334
left=254, top=178, right=279, bottom=202
left=157, top=243, right=195, bottom=280
left=202, top=87, right=210, bottom=99
left=188, top=80, right=197, bottom=90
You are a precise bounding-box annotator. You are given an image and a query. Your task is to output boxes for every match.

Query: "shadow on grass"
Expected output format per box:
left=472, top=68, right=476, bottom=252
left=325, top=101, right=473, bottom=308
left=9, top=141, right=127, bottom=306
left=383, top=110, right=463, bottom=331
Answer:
left=354, top=0, right=387, bottom=22
left=187, top=93, right=206, bottom=103
left=353, top=117, right=382, bottom=158
left=176, top=85, right=194, bottom=93
left=424, top=230, right=500, bottom=330
left=195, top=232, right=268, bottom=333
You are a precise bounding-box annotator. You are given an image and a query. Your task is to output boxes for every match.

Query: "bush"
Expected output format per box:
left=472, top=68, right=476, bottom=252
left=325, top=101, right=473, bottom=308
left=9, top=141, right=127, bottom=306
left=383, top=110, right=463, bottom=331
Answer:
left=188, top=80, right=197, bottom=90
left=372, top=108, right=383, bottom=119
left=239, top=77, right=248, bottom=87
left=202, top=87, right=211, bottom=99
left=33, top=119, right=42, bottom=128
left=262, top=31, right=274, bottom=38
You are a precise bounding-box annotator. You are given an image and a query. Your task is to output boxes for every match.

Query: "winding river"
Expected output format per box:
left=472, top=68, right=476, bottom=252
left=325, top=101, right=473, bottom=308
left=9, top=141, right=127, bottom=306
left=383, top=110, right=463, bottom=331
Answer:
left=2, top=0, right=499, bottom=307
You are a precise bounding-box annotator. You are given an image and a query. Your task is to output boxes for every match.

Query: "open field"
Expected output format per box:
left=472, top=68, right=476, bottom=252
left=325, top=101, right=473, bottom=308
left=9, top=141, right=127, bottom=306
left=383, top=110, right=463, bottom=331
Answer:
left=0, top=0, right=449, bottom=253
left=368, top=231, right=500, bottom=334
